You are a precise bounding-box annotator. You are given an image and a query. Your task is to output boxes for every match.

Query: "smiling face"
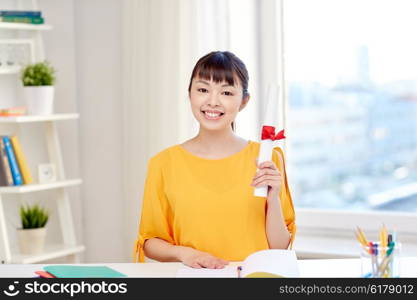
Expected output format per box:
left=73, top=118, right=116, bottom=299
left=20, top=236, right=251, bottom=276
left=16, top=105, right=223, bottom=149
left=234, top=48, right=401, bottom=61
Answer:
left=189, top=76, right=249, bottom=131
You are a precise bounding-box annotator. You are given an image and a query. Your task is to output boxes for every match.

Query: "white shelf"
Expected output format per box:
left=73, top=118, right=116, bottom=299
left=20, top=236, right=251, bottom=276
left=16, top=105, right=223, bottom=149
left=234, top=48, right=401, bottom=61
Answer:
left=0, top=22, right=52, bottom=31
left=0, top=113, right=79, bottom=123
left=0, top=3, right=83, bottom=264
left=0, top=179, right=82, bottom=194
left=10, top=244, right=85, bottom=264
left=0, top=66, right=21, bottom=75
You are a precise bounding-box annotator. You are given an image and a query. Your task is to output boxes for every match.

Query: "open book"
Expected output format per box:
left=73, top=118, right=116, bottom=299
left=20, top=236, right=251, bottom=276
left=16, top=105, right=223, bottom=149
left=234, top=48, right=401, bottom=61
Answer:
left=176, top=249, right=299, bottom=278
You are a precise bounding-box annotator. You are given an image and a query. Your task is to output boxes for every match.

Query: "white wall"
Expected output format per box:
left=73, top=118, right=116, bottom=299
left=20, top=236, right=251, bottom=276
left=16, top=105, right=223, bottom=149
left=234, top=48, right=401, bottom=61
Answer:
left=73, top=0, right=125, bottom=262
left=40, top=0, right=125, bottom=262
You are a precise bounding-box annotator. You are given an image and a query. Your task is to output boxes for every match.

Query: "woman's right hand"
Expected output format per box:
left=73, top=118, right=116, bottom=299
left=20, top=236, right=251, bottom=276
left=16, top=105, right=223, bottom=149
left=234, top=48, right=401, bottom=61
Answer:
left=177, top=246, right=229, bottom=269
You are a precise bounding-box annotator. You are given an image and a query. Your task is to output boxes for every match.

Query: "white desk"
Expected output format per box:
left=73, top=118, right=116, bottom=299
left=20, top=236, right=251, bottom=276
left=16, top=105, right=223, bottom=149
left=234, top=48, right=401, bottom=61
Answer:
left=1, top=258, right=417, bottom=278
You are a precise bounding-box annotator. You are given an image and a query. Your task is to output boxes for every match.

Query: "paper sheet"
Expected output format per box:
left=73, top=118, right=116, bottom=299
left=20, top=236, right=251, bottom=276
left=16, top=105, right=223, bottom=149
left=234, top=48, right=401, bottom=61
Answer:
left=176, top=265, right=237, bottom=278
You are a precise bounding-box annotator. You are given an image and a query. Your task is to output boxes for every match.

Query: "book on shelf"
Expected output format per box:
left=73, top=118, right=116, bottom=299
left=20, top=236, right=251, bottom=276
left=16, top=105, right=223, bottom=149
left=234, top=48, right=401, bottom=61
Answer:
left=10, top=136, right=32, bottom=184
left=176, top=249, right=299, bottom=278
left=1, top=136, right=23, bottom=186
left=0, top=107, right=26, bottom=117
left=0, top=16, right=44, bottom=24
left=0, top=10, right=41, bottom=18
left=0, top=139, right=14, bottom=186
left=0, top=135, right=33, bottom=187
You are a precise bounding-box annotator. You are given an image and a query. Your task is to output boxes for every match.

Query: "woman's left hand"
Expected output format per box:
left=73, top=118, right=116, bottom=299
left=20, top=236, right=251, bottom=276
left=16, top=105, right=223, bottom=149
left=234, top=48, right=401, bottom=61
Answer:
left=251, top=159, right=282, bottom=198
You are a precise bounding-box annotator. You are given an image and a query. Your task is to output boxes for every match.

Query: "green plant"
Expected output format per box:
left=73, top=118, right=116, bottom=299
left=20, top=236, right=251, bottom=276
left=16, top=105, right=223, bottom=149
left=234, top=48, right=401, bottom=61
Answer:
left=21, top=61, right=56, bottom=86
left=19, top=203, right=49, bottom=229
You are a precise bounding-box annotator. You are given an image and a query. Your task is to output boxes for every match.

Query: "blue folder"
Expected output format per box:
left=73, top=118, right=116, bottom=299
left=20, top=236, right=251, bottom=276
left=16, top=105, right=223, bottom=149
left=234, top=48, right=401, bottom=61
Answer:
left=43, top=265, right=127, bottom=278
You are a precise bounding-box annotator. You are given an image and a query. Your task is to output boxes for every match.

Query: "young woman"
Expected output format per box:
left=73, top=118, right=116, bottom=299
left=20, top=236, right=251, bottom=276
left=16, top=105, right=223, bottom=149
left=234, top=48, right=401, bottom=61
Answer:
left=133, top=51, right=295, bottom=269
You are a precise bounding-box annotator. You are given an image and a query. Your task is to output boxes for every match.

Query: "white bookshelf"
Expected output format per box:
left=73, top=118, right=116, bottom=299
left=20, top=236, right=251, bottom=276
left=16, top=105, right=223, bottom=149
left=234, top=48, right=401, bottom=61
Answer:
left=0, top=2, right=84, bottom=264
left=11, top=244, right=85, bottom=264
left=0, top=22, right=52, bottom=31
left=0, top=113, right=79, bottom=123
left=0, top=179, right=82, bottom=194
left=0, top=66, right=21, bottom=75
left=0, top=117, right=84, bottom=264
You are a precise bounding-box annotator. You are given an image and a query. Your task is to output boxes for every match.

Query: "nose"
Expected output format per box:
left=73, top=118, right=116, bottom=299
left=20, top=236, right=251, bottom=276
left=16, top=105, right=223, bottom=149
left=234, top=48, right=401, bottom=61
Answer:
left=207, top=91, right=220, bottom=107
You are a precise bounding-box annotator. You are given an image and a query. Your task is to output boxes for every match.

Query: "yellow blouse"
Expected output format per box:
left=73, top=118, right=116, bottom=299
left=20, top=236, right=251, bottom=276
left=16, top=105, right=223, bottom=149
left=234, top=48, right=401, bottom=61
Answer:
left=133, top=141, right=296, bottom=262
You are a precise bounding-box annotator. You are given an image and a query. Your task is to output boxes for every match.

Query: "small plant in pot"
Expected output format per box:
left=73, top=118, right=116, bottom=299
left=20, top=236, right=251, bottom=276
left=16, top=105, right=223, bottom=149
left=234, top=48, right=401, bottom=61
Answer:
left=17, top=203, right=49, bottom=255
left=21, top=61, right=56, bottom=115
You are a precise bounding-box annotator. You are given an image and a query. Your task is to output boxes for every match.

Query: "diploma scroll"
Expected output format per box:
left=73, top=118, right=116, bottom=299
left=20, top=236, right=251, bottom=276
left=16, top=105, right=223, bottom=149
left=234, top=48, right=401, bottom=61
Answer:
left=254, top=84, right=286, bottom=197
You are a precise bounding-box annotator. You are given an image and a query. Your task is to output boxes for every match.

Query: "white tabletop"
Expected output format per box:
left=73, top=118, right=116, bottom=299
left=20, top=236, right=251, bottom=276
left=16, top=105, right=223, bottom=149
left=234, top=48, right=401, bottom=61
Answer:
left=1, top=257, right=416, bottom=278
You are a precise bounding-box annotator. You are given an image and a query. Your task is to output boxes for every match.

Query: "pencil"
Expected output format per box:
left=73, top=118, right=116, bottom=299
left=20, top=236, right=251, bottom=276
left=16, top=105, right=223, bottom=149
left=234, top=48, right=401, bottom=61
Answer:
left=356, top=227, right=369, bottom=246
left=380, top=224, right=388, bottom=255
left=237, top=266, right=242, bottom=278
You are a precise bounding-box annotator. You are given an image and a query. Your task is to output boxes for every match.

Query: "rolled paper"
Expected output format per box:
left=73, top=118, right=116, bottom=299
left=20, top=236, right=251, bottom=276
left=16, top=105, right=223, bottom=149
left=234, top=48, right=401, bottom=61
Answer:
left=254, top=84, right=286, bottom=197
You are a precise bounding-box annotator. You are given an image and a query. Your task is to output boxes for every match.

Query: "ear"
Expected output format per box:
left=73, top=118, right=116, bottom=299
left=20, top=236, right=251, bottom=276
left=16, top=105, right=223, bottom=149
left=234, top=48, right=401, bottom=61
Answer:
left=239, top=95, right=250, bottom=111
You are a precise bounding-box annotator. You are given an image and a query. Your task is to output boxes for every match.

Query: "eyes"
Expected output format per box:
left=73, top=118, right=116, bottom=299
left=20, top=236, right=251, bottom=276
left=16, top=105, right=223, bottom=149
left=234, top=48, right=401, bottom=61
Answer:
left=197, top=88, right=234, bottom=96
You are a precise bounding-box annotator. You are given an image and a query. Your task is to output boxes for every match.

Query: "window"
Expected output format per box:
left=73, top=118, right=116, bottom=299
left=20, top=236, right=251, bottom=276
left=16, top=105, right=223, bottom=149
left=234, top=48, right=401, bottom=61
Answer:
left=284, top=0, right=417, bottom=213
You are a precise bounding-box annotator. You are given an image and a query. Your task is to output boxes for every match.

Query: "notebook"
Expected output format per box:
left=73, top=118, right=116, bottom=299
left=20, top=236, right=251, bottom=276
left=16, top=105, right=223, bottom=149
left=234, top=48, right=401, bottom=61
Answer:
left=42, top=266, right=127, bottom=278
left=176, top=249, right=299, bottom=278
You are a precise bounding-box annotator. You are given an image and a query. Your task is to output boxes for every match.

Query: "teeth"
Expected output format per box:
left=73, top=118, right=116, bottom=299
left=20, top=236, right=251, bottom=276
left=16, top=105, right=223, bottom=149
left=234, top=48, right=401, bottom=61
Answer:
left=205, top=111, right=222, bottom=117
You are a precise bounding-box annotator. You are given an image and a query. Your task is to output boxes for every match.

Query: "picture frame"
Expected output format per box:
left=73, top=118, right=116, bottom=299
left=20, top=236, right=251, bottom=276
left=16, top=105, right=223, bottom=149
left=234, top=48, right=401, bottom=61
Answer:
left=0, top=39, right=35, bottom=69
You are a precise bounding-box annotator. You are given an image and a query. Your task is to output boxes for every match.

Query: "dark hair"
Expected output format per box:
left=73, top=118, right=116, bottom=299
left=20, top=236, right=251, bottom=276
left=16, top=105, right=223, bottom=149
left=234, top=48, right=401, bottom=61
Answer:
left=188, top=51, right=249, bottom=131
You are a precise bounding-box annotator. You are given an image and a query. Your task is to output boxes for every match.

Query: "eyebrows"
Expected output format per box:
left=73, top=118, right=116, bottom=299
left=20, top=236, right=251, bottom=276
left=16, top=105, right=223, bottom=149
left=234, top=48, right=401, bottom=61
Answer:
left=195, top=80, right=236, bottom=88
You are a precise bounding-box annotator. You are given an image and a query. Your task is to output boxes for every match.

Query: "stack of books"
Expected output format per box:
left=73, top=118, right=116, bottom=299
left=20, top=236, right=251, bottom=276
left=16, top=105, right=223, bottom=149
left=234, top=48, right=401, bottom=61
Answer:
left=0, top=107, right=26, bottom=117
left=0, top=10, right=44, bottom=25
left=0, top=136, right=32, bottom=187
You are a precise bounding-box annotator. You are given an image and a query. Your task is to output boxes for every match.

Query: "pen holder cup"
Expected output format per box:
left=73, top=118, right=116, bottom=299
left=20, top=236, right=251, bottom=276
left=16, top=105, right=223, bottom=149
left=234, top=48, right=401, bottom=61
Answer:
left=360, top=242, right=401, bottom=278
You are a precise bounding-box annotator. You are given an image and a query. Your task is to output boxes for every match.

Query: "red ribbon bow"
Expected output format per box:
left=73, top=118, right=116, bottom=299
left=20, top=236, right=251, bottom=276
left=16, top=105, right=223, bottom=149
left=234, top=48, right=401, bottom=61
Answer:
left=261, top=126, right=286, bottom=141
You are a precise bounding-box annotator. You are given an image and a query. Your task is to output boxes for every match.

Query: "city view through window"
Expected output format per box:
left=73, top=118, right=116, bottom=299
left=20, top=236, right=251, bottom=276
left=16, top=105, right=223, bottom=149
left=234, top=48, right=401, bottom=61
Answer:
left=284, top=0, right=417, bottom=212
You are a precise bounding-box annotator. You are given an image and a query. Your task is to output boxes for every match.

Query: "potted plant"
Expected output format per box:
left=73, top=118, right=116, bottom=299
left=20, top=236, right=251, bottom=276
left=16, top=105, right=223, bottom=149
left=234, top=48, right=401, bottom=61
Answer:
left=17, top=203, right=49, bottom=255
left=21, top=61, right=56, bottom=115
